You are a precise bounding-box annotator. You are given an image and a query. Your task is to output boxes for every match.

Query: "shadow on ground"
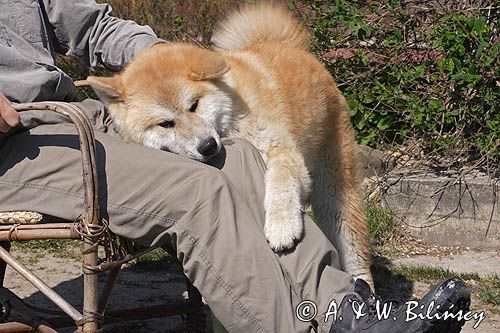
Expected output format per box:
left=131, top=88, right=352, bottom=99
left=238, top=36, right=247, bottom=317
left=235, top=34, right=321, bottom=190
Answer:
left=8, top=256, right=195, bottom=332
left=371, top=255, right=414, bottom=301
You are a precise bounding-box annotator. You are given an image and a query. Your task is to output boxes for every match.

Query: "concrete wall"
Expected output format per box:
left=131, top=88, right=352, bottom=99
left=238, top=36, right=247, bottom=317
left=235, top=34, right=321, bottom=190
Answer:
left=383, top=170, right=500, bottom=248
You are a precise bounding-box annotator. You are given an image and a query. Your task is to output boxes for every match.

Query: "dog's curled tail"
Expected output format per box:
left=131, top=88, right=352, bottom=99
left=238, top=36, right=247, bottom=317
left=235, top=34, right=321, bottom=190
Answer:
left=211, top=2, right=310, bottom=51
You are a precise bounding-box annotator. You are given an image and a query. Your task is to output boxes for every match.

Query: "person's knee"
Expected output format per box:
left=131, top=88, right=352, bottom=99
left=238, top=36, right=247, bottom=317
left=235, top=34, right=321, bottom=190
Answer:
left=197, top=165, right=234, bottom=195
left=224, top=136, right=261, bottom=155
left=223, top=138, right=266, bottom=178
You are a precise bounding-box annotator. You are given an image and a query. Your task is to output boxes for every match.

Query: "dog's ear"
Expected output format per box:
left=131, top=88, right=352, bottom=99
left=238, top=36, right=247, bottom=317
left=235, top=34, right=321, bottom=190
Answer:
left=85, top=76, right=124, bottom=105
left=188, top=49, right=230, bottom=81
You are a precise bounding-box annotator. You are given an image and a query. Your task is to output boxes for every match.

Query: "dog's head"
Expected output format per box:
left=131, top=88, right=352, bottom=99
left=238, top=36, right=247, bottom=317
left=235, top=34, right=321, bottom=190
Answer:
left=86, top=43, right=234, bottom=162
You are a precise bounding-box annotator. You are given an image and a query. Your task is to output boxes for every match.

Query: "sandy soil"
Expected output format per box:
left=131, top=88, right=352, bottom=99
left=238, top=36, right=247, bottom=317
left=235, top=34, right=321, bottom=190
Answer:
left=3, top=248, right=189, bottom=332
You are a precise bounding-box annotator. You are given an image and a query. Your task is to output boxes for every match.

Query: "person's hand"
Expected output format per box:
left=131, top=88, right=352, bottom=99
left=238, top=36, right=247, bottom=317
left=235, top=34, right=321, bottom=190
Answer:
left=0, top=92, right=19, bottom=133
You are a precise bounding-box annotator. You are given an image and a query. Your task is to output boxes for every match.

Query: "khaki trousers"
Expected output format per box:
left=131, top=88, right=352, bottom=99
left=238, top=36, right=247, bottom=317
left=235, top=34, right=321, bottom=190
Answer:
left=0, top=99, right=354, bottom=333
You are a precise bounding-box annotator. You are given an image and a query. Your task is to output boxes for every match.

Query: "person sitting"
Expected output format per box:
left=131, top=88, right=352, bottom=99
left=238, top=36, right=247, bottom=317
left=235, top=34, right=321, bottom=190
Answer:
left=0, top=1, right=471, bottom=332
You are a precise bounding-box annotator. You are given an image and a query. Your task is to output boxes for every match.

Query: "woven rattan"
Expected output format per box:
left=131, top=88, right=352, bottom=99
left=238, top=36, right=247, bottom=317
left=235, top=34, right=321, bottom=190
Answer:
left=0, top=211, right=44, bottom=225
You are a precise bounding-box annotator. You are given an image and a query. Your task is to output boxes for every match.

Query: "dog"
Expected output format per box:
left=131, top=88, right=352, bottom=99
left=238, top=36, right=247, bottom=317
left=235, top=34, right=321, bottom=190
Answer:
left=81, top=2, right=373, bottom=285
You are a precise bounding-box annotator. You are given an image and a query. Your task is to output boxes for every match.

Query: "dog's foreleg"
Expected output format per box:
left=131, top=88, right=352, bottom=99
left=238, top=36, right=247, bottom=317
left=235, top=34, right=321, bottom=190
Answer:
left=263, top=149, right=311, bottom=252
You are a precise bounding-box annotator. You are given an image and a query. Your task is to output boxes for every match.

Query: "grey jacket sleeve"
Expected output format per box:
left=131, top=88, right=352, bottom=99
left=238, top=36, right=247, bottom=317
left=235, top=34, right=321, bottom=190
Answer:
left=42, top=0, right=163, bottom=69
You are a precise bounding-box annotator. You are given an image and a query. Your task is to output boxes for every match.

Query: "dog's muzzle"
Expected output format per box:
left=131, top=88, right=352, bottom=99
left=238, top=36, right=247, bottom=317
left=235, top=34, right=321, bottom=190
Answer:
left=197, top=137, right=219, bottom=157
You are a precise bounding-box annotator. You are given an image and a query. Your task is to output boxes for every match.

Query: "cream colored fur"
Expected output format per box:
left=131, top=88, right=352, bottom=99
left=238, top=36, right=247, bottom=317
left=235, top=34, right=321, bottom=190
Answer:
left=81, top=2, right=373, bottom=286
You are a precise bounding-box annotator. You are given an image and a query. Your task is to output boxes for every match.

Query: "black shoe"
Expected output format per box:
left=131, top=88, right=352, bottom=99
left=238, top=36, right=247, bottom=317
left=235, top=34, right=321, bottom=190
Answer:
left=330, top=278, right=471, bottom=333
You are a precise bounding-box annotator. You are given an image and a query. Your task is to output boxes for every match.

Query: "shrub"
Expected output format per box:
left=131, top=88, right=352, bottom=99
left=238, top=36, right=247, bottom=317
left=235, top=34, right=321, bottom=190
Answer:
left=302, top=0, right=499, bottom=168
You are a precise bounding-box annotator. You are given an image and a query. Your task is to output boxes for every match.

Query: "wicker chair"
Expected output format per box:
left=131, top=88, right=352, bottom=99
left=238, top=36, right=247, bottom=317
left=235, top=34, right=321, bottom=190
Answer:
left=0, top=102, right=206, bottom=332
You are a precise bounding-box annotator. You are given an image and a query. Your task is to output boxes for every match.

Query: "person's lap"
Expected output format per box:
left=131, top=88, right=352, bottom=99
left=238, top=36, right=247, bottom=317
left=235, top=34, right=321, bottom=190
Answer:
left=0, top=101, right=353, bottom=332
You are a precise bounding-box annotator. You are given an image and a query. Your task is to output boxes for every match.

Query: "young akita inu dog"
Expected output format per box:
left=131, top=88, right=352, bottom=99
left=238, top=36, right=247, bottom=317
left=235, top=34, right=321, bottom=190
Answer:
left=83, top=2, right=373, bottom=285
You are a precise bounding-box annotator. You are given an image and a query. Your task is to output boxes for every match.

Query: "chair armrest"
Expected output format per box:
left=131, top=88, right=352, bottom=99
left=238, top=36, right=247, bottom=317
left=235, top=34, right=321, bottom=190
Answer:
left=12, top=102, right=101, bottom=234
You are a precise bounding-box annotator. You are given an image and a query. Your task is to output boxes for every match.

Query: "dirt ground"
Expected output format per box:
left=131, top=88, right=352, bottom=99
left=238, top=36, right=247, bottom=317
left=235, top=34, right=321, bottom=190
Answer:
left=3, top=244, right=499, bottom=332
left=4, top=247, right=189, bottom=332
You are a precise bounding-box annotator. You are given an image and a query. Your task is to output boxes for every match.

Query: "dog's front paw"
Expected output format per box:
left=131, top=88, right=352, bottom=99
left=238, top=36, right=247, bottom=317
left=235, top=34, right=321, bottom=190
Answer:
left=264, top=209, right=303, bottom=252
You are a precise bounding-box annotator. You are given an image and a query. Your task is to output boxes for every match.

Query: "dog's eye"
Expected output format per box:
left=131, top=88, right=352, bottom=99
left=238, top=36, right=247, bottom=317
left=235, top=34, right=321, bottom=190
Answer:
left=159, top=120, right=175, bottom=128
left=189, top=100, right=199, bottom=113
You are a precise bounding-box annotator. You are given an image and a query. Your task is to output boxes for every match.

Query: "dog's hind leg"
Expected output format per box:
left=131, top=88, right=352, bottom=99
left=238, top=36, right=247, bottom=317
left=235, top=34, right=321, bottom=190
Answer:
left=310, top=122, right=373, bottom=287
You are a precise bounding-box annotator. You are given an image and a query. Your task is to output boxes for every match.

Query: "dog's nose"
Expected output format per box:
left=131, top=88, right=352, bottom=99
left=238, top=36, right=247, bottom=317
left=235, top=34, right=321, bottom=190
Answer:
left=197, top=137, right=218, bottom=157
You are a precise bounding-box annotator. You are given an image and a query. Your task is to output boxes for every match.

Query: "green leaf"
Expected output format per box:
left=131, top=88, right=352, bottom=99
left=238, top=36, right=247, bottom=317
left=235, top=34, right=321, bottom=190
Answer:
left=376, top=116, right=393, bottom=130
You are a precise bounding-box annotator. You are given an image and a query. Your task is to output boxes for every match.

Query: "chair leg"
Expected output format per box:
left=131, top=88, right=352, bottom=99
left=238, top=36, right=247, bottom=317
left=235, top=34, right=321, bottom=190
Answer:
left=0, top=245, right=82, bottom=321
left=81, top=240, right=99, bottom=333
